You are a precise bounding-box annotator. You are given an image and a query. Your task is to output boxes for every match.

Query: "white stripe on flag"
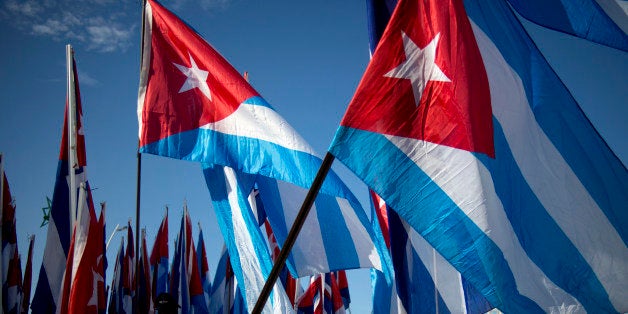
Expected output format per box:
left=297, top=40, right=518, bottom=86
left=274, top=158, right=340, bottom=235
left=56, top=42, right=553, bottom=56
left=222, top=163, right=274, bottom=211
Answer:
left=276, top=181, right=329, bottom=275
left=473, top=21, right=628, bottom=311
left=42, top=219, right=66, bottom=307
left=385, top=137, right=582, bottom=310
left=200, top=103, right=315, bottom=155
left=337, top=197, right=382, bottom=270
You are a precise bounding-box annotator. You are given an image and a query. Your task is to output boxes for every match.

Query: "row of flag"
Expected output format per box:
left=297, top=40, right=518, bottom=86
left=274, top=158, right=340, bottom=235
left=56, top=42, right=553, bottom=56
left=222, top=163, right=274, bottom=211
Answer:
left=5, top=0, right=625, bottom=312
left=2, top=155, right=36, bottom=314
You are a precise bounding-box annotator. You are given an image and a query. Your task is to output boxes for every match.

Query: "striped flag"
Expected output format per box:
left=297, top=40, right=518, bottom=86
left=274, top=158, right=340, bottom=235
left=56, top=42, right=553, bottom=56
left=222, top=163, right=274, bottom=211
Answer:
left=209, top=245, right=246, bottom=314
left=371, top=191, right=492, bottom=313
left=32, top=52, right=90, bottom=314
left=149, top=209, right=169, bottom=300
left=330, top=0, right=628, bottom=312
left=196, top=226, right=212, bottom=310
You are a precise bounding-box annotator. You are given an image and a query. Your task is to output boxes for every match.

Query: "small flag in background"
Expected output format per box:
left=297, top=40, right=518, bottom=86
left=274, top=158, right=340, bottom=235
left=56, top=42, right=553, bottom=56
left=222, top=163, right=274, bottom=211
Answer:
left=150, top=209, right=169, bottom=301
left=209, top=246, right=246, bottom=314
left=21, top=235, right=35, bottom=314
left=107, top=238, right=125, bottom=314
left=330, top=0, right=628, bottom=312
left=196, top=225, right=212, bottom=310
left=137, top=229, right=153, bottom=314
left=2, top=158, right=23, bottom=314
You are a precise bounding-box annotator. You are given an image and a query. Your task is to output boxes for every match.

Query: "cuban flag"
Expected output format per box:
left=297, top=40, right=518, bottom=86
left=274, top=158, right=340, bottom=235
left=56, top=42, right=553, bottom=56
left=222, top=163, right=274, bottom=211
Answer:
left=32, top=56, right=91, bottom=314
left=197, top=227, right=212, bottom=310
left=296, top=276, right=320, bottom=314
left=203, top=165, right=295, bottom=313
left=139, top=0, right=391, bottom=281
left=149, top=209, right=169, bottom=300
left=334, top=271, right=349, bottom=311
left=330, top=0, right=628, bottom=312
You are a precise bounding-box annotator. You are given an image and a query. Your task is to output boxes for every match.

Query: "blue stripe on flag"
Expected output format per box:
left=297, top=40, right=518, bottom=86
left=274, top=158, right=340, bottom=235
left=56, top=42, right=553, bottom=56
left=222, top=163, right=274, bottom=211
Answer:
left=476, top=119, right=614, bottom=313
left=331, top=126, right=542, bottom=313
left=505, top=0, right=628, bottom=51
left=314, top=194, right=360, bottom=271
left=464, top=0, right=628, bottom=244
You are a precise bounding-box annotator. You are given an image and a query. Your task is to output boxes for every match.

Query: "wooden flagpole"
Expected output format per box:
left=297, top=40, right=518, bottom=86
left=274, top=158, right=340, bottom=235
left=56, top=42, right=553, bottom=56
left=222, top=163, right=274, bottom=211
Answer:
left=252, top=152, right=335, bottom=313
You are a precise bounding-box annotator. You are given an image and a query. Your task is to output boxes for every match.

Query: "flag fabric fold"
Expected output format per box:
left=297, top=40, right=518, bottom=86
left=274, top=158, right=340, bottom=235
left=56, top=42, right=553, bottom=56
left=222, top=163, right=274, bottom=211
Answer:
left=139, top=0, right=391, bottom=283
left=505, top=0, right=628, bottom=51
left=371, top=191, right=493, bottom=314
left=330, top=0, right=628, bottom=312
left=203, top=164, right=294, bottom=313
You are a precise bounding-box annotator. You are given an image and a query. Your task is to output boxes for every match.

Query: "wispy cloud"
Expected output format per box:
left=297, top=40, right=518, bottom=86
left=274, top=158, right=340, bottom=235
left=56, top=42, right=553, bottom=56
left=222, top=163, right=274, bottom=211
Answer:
left=78, top=71, right=99, bottom=86
left=1, top=0, right=137, bottom=53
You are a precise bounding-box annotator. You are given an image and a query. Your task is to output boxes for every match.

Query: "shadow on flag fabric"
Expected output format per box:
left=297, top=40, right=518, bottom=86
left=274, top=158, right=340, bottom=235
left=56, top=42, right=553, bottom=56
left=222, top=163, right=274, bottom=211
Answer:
left=139, top=0, right=390, bottom=284
left=330, top=0, right=628, bottom=312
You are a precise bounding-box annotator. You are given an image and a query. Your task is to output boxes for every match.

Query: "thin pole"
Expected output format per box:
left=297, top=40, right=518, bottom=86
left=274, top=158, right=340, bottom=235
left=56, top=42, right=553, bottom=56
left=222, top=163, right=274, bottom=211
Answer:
left=66, top=44, right=78, bottom=230
left=135, top=1, right=148, bottom=311
left=251, top=152, right=335, bottom=313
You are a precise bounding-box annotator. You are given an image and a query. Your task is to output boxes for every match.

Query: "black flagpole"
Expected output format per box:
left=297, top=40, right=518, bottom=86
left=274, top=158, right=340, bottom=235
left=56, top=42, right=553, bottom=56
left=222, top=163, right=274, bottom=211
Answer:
left=134, top=0, right=147, bottom=312
left=251, top=152, right=335, bottom=313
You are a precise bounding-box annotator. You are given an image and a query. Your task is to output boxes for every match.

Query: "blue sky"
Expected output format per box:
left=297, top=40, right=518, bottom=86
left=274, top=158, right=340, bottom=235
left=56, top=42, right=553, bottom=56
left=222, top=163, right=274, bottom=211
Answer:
left=0, top=0, right=626, bottom=312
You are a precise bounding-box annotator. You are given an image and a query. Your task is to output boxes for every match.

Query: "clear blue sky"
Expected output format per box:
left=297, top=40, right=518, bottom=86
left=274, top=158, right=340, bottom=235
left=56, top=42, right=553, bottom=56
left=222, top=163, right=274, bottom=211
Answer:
left=0, top=0, right=626, bottom=313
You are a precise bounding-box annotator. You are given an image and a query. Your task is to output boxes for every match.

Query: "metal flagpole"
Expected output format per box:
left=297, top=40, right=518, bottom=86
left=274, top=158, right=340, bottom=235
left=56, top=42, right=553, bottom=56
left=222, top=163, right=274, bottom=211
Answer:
left=251, top=152, right=335, bottom=313
left=66, top=44, right=78, bottom=230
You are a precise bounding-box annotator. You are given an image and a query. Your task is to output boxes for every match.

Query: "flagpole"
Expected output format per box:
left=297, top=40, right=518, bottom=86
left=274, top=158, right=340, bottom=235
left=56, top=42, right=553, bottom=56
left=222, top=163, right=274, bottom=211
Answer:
left=67, top=44, right=78, bottom=230
left=252, top=152, right=335, bottom=314
left=135, top=1, right=148, bottom=312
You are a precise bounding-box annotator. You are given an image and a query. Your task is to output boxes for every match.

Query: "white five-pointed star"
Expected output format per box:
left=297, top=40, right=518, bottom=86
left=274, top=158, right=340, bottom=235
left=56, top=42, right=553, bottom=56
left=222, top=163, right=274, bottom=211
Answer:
left=174, top=53, right=212, bottom=101
left=384, top=32, right=450, bottom=107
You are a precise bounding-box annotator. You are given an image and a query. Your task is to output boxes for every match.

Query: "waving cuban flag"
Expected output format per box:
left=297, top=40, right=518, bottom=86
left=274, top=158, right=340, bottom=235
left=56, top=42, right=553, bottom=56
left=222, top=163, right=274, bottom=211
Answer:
left=139, top=0, right=391, bottom=288
left=330, top=0, right=628, bottom=312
